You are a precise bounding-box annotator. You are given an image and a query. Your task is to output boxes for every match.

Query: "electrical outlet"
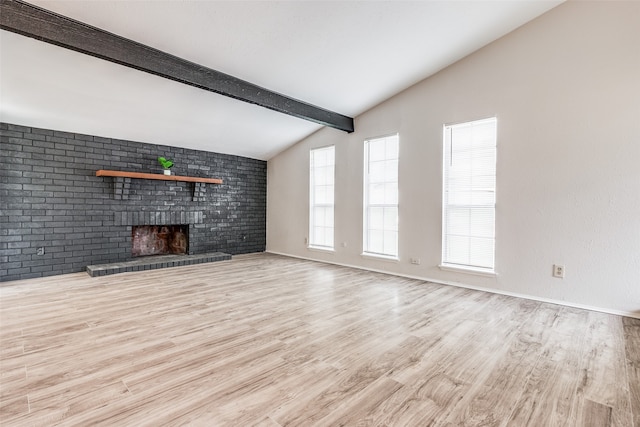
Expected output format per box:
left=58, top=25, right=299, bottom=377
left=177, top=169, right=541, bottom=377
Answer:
left=553, top=264, right=565, bottom=278
left=304, top=237, right=308, bottom=245
left=410, top=258, right=421, bottom=265
left=341, top=242, right=347, bottom=248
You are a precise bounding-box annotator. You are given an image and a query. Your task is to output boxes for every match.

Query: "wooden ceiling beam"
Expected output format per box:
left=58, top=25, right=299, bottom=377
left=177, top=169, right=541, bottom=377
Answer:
left=0, top=0, right=355, bottom=133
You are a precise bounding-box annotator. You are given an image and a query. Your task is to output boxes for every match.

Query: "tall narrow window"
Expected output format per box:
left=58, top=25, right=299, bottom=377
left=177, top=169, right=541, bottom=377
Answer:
left=364, top=134, right=399, bottom=258
left=442, top=118, right=497, bottom=271
left=309, top=146, right=335, bottom=249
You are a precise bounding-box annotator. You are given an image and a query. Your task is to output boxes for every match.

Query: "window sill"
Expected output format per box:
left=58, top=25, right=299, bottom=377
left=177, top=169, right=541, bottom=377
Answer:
left=439, top=264, right=496, bottom=277
left=308, top=246, right=335, bottom=254
left=361, top=253, right=399, bottom=263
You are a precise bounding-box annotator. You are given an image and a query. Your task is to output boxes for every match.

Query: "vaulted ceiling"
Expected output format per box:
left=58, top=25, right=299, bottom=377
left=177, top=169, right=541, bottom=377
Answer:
left=0, top=1, right=562, bottom=160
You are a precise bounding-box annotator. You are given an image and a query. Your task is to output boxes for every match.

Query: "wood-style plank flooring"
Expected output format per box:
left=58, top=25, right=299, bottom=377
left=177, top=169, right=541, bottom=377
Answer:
left=1, top=253, right=638, bottom=426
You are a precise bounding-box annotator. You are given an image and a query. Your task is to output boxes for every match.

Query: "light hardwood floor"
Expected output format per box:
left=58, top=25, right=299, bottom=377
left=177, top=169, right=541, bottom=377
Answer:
left=1, top=253, right=638, bottom=426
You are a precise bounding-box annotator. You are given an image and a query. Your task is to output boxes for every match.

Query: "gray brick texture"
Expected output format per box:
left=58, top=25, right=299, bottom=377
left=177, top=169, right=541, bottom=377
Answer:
left=0, top=122, right=266, bottom=281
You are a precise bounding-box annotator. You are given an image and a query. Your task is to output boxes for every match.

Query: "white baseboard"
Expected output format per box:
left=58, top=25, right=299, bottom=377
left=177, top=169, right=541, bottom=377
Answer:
left=265, top=250, right=640, bottom=320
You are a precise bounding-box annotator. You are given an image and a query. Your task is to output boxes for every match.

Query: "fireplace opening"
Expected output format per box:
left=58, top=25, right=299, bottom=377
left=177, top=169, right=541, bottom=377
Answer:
left=132, top=225, right=188, bottom=257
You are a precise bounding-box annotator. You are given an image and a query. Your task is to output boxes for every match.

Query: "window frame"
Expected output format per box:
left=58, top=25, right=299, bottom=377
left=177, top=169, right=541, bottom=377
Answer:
left=309, top=145, right=335, bottom=250
left=363, top=133, right=399, bottom=259
left=441, top=117, right=497, bottom=274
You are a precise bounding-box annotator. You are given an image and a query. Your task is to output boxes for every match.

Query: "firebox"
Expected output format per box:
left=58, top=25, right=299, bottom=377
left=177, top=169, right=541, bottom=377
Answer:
left=132, top=225, right=188, bottom=257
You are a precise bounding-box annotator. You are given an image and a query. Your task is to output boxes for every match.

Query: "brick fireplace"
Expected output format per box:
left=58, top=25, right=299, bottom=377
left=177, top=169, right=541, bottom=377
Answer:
left=115, top=211, right=205, bottom=257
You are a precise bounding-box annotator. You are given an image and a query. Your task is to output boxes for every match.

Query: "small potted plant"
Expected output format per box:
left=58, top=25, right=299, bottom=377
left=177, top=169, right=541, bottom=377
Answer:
left=158, top=157, right=174, bottom=175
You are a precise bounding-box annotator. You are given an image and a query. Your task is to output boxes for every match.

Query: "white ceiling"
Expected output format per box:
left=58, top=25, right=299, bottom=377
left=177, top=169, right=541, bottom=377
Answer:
left=0, top=0, right=562, bottom=160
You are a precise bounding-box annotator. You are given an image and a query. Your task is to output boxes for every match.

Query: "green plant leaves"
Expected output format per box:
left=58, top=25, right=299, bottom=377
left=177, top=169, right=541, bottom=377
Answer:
left=158, top=157, right=174, bottom=169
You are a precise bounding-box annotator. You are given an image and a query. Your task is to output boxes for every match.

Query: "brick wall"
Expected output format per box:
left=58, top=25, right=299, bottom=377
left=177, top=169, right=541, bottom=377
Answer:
left=0, top=122, right=266, bottom=281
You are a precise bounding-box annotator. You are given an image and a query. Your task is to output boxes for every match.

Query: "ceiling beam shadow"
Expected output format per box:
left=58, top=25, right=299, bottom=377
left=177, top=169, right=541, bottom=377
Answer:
left=0, top=0, right=355, bottom=133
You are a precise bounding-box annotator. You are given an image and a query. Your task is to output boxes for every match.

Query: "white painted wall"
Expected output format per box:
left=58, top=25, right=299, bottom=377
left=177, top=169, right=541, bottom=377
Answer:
left=267, top=1, right=640, bottom=317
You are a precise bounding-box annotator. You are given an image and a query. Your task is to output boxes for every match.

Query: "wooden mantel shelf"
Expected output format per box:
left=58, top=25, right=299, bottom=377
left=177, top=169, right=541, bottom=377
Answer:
left=96, top=170, right=221, bottom=201
left=96, top=170, right=222, bottom=184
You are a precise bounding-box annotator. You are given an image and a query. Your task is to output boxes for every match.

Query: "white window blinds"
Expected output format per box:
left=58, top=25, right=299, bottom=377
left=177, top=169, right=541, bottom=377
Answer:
left=309, top=146, right=335, bottom=249
left=364, top=134, right=399, bottom=258
left=442, top=118, right=497, bottom=271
